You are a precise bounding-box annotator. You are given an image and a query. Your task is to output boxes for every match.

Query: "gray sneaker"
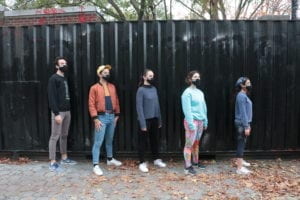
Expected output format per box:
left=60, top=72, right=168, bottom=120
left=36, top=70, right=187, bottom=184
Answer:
left=60, top=158, right=77, bottom=165
left=184, top=166, right=197, bottom=175
left=192, top=162, right=206, bottom=169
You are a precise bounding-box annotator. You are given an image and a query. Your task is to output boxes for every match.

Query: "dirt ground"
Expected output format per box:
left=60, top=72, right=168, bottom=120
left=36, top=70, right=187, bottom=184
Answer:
left=0, top=157, right=299, bottom=200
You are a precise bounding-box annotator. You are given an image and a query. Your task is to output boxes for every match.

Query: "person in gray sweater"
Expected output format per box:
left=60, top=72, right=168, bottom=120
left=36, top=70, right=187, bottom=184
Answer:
left=136, top=69, right=167, bottom=173
left=234, top=77, right=253, bottom=175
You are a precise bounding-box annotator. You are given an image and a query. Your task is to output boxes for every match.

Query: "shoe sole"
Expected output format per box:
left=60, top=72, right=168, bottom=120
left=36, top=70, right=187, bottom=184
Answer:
left=139, top=167, right=149, bottom=173
left=242, top=164, right=251, bottom=167
left=107, top=163, right=122, bottom=166
left=236, top=171, right=251, bottom=175
left=60, top=162, right=77, bottom=165
left=184, top=170, right=196, bottom=175
left=154, top=164, right=166, bottom=168
left=93, top=170, right=103, bottom=176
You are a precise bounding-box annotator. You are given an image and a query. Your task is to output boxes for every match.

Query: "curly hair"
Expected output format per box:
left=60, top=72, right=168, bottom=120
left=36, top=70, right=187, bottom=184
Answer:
left=185, top=70, right=200, bottom=85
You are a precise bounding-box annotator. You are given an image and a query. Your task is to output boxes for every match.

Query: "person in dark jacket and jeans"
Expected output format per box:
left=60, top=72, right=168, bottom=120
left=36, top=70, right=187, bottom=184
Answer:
left=234, top=77, right=253, bottom=175
left=136, top=69, right=166, bottom=173
left=89, top=65, right=122, bottom=176
left=48, top=56, right=77, bottom=172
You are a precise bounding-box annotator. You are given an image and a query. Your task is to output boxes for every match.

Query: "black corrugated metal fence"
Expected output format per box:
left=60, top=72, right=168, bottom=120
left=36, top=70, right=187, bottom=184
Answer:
left=0, top=21, right=299, bottom=155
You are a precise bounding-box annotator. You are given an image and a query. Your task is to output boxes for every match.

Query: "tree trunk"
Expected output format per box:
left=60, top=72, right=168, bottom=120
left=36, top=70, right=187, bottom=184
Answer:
left=209, top=0, right=219, bottom=19
left=292, top=0, right=300, bottom=19
left=163, top=0, right=168, bottom=19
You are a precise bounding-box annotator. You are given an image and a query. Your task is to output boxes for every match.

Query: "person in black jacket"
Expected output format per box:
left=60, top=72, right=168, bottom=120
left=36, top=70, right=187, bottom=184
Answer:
left=48, top=56, right=76, bottom=172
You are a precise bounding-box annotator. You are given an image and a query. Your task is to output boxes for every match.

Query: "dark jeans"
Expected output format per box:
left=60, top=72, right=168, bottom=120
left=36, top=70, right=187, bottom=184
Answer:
left=138, top=118, right=159, bottom=163
left=235, top=122, right=247, bottom=158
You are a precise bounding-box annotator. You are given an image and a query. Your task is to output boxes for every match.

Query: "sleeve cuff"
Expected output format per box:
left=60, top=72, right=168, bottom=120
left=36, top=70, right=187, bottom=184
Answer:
left=139, top=123, right=146, bottom=130
left=92, top=116, right=98, bottom=120
left=54, top=112, right=59, bottom=116
left=244, top=124, right=250, bottom=129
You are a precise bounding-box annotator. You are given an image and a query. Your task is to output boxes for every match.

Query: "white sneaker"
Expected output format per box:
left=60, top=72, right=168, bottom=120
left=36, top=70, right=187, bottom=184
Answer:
left=236, top=167, right=251, bottom=175
left=242, top=160, right=251, bottom=167
left=139, top=162, right=149, bottom=173
left=93, top=165, right=103, bottom=176
left=107, top=158, right=122, bottom=166
left=154, top=159, right=167, bottom=168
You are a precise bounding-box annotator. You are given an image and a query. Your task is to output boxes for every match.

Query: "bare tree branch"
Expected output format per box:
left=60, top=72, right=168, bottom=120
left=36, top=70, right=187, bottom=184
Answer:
left=107, top=0, right=126, bottom=21
left=249, top=0, right=265, bottom=19
left=87, top=0, right=121, bottom=21
left=219, top=0, right=227, bottom=19
left=154, top=0, right=164, bottom=7
left=148, top=0, right=157, bottom=20
left=169, top=0, right=172, bottom=19
left=138, top=0, right=146, bottom=20
left=130, top=0, right=140, bottom=14
left=176, top=0, right=207, bottom=19
left=235, top=0, right=250, bottom=19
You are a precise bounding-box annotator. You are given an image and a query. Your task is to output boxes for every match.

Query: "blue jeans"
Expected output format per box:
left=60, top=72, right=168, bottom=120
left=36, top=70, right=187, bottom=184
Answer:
left=92, top=113, right=115, bottom=164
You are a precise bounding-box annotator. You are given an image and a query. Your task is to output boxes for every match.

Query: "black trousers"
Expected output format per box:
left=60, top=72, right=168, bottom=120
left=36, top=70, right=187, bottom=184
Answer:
left=138, top=118, right=159, bottom=163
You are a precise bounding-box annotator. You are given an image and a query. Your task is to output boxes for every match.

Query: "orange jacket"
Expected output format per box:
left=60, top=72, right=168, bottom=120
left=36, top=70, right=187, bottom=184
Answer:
left=88, top=82, right=120, bottom=119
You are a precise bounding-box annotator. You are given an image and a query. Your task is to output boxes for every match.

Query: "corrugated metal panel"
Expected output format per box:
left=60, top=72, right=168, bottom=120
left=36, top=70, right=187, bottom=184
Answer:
left=0, top=21, right=299, bottom=154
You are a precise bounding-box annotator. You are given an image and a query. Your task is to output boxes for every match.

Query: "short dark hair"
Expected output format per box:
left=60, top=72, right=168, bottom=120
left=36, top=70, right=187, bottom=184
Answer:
left=185, top=70, right=200, bottom=85
left=54, top=56, right=67, bottom=66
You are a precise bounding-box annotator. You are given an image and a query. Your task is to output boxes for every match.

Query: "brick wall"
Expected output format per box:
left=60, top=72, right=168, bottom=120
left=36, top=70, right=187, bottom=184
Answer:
left=0, top=6, right=104, bottom=27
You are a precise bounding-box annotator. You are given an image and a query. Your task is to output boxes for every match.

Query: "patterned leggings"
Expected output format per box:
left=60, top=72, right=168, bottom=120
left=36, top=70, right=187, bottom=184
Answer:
left=183, top=119, right=204, bottom=168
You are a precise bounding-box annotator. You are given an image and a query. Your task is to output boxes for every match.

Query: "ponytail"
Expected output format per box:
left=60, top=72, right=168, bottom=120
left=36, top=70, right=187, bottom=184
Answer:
left=138, top=68, right=153, bottom=87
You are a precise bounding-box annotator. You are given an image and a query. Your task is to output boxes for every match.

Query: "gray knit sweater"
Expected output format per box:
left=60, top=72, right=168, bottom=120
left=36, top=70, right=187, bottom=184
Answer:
left=136, top=85, right=162, bottom=129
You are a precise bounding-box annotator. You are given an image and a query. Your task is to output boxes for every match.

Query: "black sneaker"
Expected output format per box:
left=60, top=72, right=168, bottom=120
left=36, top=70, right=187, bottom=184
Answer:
left=198, top=163, right=206, bottom=169
left=192, top=162, right=206, bottom=169
left=184, top=166, right=197, bottom=175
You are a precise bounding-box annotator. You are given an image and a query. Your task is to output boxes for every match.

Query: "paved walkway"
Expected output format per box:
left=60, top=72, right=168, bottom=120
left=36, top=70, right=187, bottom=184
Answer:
left=0, top=158, right=299, bottom=200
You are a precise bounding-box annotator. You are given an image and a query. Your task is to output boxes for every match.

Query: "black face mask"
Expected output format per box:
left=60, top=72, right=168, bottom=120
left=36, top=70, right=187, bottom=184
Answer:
left=102, top=75, right=110, bottom=81
left=192, top=79, right=201, bottom=87
left=58, top=65, right=68, bottom=73
left=246, top=85, right=252, bottom=91
left=147, top=78, right=155, bottom=85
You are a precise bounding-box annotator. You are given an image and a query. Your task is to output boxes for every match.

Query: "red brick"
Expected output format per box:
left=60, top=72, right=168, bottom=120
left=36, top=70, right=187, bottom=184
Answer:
left=2, top=11, right=103, bottom=26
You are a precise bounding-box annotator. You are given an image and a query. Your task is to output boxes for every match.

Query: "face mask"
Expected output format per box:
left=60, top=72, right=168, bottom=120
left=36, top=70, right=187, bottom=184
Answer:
left=102, top=74, right=110, bottom=81
left=58, top=65, right=68, bottom=73
left=246, top=85, right=252, bottom=91
left=192, top=79, right=201, bottom=87
left=147, top=78, right=155, bottom=85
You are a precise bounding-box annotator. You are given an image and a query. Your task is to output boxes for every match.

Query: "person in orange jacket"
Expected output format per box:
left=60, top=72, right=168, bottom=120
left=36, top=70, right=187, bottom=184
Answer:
left=88, top=65, right=122, bottom=176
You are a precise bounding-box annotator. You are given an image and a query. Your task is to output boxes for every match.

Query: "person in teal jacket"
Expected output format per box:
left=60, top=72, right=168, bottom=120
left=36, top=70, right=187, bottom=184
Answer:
left=181, top=70, right=208, bottom=175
